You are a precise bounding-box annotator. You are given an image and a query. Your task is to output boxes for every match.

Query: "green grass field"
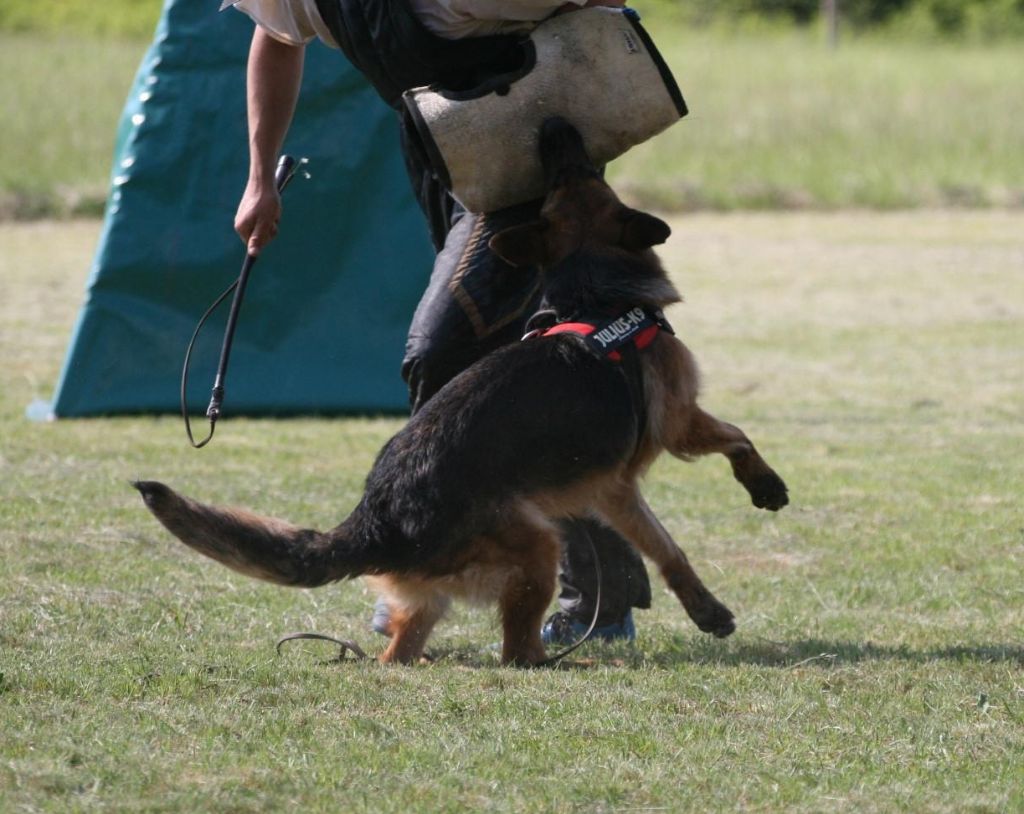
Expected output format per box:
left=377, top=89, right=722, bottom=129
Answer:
left=2, top=212, right=1022, bottom=811
left=612, top=29, right=1024, bottom=210
left=3, top=20, right=1024, bottom=218
left=0, top=35, right=145, bottom=219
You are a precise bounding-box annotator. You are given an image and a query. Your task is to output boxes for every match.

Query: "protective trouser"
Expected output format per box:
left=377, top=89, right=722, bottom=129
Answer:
left=316, top=0, right=652, bottom=624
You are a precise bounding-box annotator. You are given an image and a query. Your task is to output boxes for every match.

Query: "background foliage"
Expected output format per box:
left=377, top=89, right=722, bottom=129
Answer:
left=4, top=0, right=1024, bottom=39
left=657, top=0, right=1024, bottom=37
left=1, top=0, right=1022, bottom=219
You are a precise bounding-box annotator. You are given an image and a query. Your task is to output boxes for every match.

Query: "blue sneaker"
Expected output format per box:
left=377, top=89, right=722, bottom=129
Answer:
left=540, top=610, right=636, bottom=645
left=371, top=597, right=392, bottom=637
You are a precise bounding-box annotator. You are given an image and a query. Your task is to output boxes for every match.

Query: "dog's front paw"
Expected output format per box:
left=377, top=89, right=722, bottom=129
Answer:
left=748, top=472, right=789, bottom=512
left=690, top=597, right=736, bottom=639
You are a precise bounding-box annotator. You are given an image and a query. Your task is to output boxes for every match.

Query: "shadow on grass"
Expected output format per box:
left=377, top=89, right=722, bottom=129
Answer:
left=637, top=637, right=1024, bottom=669
left=272, top=635, right=1024, bottom=671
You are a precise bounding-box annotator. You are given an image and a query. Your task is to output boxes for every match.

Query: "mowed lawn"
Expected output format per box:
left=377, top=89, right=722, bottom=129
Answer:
left=1, top=212, right=1022, bottom=811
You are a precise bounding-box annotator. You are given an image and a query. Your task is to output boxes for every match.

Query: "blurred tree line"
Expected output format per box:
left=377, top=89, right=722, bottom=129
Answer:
left=660, top=0, right=1024, bottom=37
left=1, top=0, right=1023, bottom=38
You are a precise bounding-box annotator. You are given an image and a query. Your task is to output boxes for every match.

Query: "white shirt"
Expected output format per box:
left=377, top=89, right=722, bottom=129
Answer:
left=227, top=0, right=584, bottom=46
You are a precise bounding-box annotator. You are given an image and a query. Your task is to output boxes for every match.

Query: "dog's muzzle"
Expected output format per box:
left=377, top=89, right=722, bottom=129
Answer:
left=402, top=7, right=687, bottom=214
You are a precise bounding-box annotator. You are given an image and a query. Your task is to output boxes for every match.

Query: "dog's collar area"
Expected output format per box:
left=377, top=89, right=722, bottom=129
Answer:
left=523, top=306, right=673, bottom=362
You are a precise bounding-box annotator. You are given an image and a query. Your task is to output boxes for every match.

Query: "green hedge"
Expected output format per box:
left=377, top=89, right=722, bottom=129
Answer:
left=2, top=0, right=1024, bottom=39
left=649, top=0, right=1024, bottom=38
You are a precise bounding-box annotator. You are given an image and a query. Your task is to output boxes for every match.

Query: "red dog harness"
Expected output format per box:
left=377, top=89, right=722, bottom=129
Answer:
left=524, top=306, right=672, bottom=361
left=523, top=305, right=674, bottom=449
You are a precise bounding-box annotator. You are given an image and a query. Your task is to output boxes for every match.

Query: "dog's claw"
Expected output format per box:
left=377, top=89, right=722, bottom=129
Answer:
left=748, top=472, right=789, bottom=512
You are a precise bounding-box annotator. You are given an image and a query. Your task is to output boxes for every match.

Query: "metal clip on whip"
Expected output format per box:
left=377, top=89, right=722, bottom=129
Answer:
left=182, top=155, right=307, bottom=448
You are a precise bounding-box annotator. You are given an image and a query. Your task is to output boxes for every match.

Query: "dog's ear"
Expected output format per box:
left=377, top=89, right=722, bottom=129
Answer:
left=489, top=219, right=550, bottom=267
left=620, top=210, right=672, bottom=251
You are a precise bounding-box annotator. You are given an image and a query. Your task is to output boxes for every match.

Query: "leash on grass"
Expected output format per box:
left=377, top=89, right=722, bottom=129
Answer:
left=274, top=530, right=604, bottom=668
left=275, top=632, right=369, bottom=663
left=181, top=155, right=308, bottom=448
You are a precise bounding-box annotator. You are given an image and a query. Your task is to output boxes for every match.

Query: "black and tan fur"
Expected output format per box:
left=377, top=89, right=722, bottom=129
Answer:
left=135, top=118, right=788, bottom=666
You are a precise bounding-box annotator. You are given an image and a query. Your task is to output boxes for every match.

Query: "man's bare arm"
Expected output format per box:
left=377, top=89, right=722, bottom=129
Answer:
left=234, top=27, right=305, bottom=255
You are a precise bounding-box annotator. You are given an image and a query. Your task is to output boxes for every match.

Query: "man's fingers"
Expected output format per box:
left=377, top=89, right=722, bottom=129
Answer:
left=247, top=219, right=279, bottom=256
left=234, top=187, right=281, bottom=255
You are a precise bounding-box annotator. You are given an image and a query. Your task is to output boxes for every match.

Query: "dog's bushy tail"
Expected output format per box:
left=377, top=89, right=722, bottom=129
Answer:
left=133, top=481, right=370, bottom=587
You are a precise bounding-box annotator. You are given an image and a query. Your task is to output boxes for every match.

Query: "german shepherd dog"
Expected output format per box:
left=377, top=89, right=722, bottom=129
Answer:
left=135, top=118, right=788, bottom=666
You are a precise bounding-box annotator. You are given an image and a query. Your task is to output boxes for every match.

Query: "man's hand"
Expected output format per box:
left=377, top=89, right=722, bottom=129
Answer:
left=235, top=180, right=281, bottom=256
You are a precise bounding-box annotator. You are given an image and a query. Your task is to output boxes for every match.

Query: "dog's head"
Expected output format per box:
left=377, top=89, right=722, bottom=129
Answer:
left=489, top=117, right=672, bottom=268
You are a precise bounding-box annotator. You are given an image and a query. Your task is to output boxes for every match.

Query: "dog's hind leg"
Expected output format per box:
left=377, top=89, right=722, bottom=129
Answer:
left=491, top=515, right=561, bottom=667
left=374, top=584, right=450, bottom=665
left=598, top=486, right=736, bottom=638
left=669, top=408, right=789, bottom=512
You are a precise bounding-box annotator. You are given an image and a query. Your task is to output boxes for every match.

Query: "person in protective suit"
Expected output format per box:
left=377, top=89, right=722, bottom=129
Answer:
left=226, top=0, right=652, bottom=643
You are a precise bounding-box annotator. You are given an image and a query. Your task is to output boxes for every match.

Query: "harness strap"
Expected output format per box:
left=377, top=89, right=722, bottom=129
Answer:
left=532, top=306, right=671, bottom=362
left=526, top=306, right=673, bottom=450
left=542, top=320, right=660, bottom=361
